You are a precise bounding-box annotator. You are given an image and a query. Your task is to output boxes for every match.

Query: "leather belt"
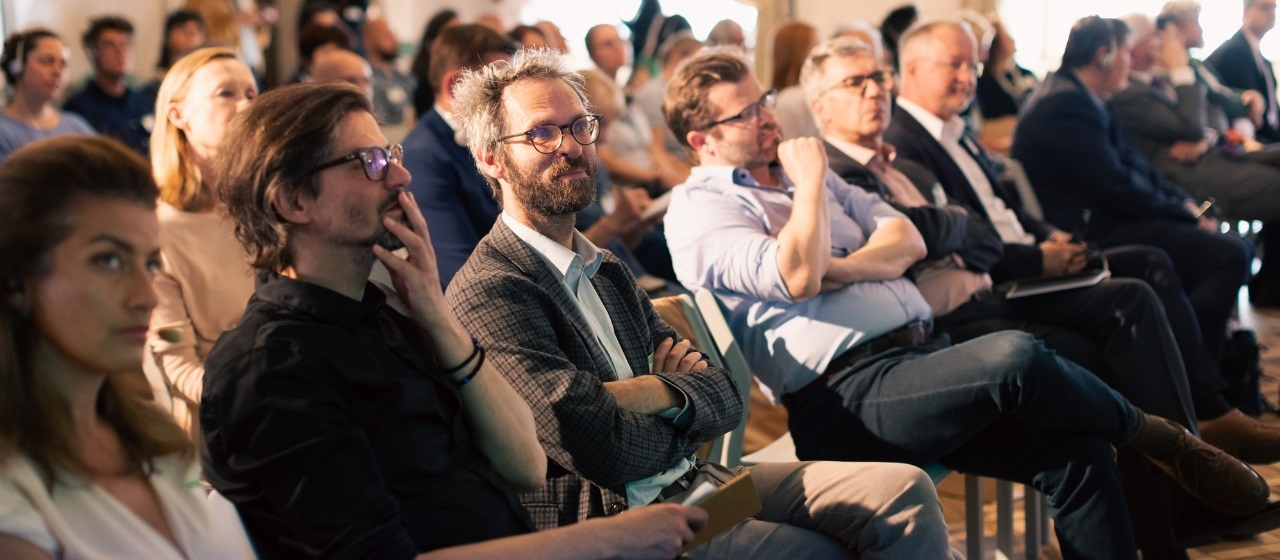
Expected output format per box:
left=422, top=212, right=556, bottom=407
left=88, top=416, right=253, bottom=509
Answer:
left=781, top=321, right=931, bottom=409
left=657, top=465, right=702, bottom=501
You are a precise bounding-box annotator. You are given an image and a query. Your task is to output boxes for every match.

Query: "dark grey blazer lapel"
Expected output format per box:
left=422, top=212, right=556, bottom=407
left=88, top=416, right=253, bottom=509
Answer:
left=487, top=218, right=618, bottom=380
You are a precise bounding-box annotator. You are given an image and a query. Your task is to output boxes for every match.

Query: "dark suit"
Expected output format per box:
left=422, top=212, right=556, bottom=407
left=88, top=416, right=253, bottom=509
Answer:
left=447, top=219, right=956, bottom=557
left=826, top=137, right=1201, bottom=550
left=1208, top=30, right=1280, bottom=142
left=402, top=109, right=500, bottom=288
left=1112, top=75, right=1280, bottom=222
left=884, top=104, right=1053, bottom=283
left=1013, top=69, right=1251, bottom=362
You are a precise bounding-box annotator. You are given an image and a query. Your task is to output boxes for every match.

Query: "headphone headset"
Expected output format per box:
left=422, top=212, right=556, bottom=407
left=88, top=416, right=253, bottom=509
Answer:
left=1099, top=18, right=1118, bottom=70
left=7, top=33, right=26, bottom=78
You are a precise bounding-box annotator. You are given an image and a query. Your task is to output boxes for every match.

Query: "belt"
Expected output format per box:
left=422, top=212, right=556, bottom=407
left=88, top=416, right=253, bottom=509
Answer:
left=781, top=321, right=931, bottom=409
left=656, top=465, right=702, bottom=501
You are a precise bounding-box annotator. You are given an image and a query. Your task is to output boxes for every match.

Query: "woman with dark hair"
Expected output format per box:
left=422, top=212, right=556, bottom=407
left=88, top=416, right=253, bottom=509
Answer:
left=0, top=29, right=93, bottom=161
left=0, top=136, right=253, bottom=558
left=411, top=8, right=460, bottom=116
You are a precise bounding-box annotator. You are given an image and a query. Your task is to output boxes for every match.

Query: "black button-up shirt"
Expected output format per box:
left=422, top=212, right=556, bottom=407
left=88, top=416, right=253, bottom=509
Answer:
left=202, top=274, right=533, bottom=559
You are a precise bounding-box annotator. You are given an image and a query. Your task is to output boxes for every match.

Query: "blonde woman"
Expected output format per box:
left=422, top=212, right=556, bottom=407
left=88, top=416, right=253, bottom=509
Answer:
left=147, top=47, right=257, bottom=441
left=0, top=136, right=252, bottom=559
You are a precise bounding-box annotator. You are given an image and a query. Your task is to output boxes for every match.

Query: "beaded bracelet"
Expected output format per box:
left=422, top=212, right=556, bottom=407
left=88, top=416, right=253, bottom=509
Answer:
left=455, top=346, right=486, bottom=389
left=441, top=338, right=483, bottom=375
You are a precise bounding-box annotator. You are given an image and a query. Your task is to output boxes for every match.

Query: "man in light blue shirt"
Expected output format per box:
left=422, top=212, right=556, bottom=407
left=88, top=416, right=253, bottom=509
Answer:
left=661, top=49, right=1271, bottom=559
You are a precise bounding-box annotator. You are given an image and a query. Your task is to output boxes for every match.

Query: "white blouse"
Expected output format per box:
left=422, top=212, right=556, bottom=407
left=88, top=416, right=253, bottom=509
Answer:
left=0, top=454, right=255, bottom=559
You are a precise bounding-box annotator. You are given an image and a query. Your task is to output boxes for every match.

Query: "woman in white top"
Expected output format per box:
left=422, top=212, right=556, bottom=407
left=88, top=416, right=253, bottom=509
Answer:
left=0, top=29, right=94, bottom=161
left=0, top=136, right=253, bottom=559
left=147, top=47, right=258, bottom=441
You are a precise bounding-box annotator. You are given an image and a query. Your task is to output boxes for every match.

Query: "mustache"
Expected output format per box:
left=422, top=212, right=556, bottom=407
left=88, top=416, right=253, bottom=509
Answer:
left=548, top=155, right=593, bottom=176
left=379, top=189, right=404, bottom=212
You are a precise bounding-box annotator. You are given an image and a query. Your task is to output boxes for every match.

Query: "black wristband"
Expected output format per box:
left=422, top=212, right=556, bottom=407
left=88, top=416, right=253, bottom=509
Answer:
left=455, top=346, right=486, bottom=389
left=441, top=338, right=483, bottom=375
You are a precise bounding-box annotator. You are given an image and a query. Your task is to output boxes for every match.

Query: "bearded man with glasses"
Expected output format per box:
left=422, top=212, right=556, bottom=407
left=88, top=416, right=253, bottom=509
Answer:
left=444, top=48, right=963, bottom=559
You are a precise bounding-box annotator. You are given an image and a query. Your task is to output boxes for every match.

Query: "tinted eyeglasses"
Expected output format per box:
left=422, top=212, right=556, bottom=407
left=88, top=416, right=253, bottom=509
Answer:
left=313, top=144, right=404, bottom=181
left=705, top=89, right=778, bottom=129
left=821, top=71, right=891, bottom=96
left=497, top=114, right=603, bottom=154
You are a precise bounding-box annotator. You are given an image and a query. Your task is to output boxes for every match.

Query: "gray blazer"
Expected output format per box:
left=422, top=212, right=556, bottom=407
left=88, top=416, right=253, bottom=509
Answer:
left=1111, top=75, right=1206, bottom=162
left=446, top=218, right=743, bottom=530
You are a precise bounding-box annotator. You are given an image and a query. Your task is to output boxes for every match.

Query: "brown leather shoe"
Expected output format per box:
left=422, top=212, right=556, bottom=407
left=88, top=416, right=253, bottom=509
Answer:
left=1200, top=409, right=1280, bottom=464
left=1132, top=416, right=1270, bottom=516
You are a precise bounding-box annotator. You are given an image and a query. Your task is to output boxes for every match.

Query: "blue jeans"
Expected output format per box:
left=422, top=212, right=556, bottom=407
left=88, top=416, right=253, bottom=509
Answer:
left=786, top=330, right=1141, bottom=560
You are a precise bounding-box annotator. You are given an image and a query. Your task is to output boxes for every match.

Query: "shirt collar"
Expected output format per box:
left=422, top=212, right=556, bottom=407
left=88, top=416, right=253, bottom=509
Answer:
left=686, top=164, right=791, bottom=191
left=434, top=103, right=459, bottom=131
left=824, top=135, right=894, bottom=166
left=896, top=97, right=966, bottom=144
left=1245, top=29, right=1264, bottom=52
left=501, top=213, right=603, bottom=281
left=254, top=273, right=387, bottom=327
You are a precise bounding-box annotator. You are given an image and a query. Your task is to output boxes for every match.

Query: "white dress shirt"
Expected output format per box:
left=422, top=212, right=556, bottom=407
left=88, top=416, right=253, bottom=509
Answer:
left=897, top=97, right=1035, bottom=245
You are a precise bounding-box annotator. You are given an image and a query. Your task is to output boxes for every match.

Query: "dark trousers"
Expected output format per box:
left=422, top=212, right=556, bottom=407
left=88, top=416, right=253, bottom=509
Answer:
left=937, top=276, right=1194, bottom=551
left=1096, top=222, right=1252, bottom=362
left=786, top=331, right=1141, bottom=559
left=1103, top=245, right=1232, bottom=418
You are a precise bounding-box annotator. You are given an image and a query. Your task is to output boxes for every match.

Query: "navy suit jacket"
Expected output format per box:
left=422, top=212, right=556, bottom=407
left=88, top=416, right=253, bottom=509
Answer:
left=883, top=105, right=1052, bottom=282
left=1011, top=70, right=1196, bottom=242
left=402, top=109, right=500, bottom=288
left=1207, top=30, right=1280, bottom=141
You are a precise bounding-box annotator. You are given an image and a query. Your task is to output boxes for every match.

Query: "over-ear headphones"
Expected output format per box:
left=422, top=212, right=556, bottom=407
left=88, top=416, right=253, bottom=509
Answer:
left=7, top=33, right=27, bottom=79
left=1099, top=18, right=1118, bottom=69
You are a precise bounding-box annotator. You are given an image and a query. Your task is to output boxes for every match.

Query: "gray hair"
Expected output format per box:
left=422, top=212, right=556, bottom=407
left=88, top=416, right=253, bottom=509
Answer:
left=898, top=20, right=976, bottom=69
left=454, top=47, right=591, bottom=159
left=451, top=47, right=592, bottom=199
left=799, top=36, right=878, bottom=104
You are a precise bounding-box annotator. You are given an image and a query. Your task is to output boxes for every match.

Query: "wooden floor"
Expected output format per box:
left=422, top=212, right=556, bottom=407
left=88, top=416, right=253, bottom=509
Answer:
left=930, top=291, right=1280, bottom=559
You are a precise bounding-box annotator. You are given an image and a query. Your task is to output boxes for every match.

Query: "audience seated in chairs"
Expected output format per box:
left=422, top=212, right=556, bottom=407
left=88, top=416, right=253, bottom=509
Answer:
left=0, top=136, right=254, bottom=559
left=812, top=32, right=1280, bottom=555
left=444, top=47, right=961, bottom=559
left=201, top=80, right=711, bottom=560
left=1114, top=11, right=1280, bottom=309
left=146, top=47, right=257, bottom=445
left=662, top=47, right=1273, bottom=560
left=1014, top=17, right=1254, bottom=374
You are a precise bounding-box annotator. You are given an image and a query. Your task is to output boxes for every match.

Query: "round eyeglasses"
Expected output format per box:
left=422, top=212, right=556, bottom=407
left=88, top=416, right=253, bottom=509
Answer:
left=313, top=144, right=404, bottom=181
left=705, top=89, right=778, bottom=129
left=497, top=114, right=603, bottom=154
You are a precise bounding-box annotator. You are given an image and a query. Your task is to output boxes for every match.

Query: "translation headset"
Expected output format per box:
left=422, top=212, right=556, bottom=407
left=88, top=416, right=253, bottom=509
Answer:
left=1099, top=18, right=1118, bottom=70
left=7, top=33, right=26, bottom=78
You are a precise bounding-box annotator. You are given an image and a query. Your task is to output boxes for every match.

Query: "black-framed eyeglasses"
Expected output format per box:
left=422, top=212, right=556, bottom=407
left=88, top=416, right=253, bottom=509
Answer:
left=705, top=89, right=778, bottom=129
left=821, top=71, right=891, bottom=96
left=496, top=114, right=603, bottom=154
left=313, top=144, right=404, bottom=181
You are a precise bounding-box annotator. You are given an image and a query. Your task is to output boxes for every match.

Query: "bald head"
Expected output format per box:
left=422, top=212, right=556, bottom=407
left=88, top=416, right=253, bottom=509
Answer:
left=1120, top=13, right=1159, bottom=73
left=310, top=49, right=373, bottom=99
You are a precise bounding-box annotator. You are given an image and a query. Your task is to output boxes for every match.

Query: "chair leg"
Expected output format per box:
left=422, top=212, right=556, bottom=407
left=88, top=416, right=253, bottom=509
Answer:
left=1024, top=487, right=1041, bottom=559
left=996, top=480, right=1014, bottom=558
left=966, top=475, right=985, bottom=560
